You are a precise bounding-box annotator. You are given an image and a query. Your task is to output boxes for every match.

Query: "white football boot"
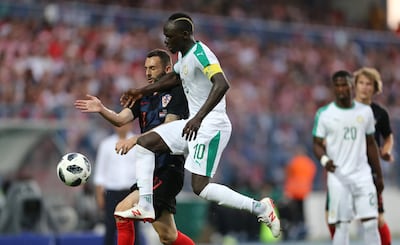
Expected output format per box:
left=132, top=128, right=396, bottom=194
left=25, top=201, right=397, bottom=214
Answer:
left=114, top=204, right=155, bottom=223
left=258, top=197, right=281, bottom=238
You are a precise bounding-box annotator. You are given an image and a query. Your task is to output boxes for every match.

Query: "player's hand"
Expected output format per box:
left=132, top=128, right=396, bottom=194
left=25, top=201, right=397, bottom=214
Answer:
left=325, top=160, right=337, bottom=173
left=115, top=137, right=138, bottom=155
left=120, top=89, right=143, bottom=108
left=182, top=117, right=202, bottom=141
left=381, top=150, right=394, bottom=163
left=74, top=94, right=102, bottom=112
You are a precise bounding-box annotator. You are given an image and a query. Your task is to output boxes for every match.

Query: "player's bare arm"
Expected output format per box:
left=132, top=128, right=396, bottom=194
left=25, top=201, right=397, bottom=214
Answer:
left=121, top=72, right=181, bottom=108
left=75, top=94, right=134, bottom=126
left=312, top=136, right=337, bottom=172
left=182, top=72, right=229, bottom=141
left=381, top=134, right=394, bottom=162
left=115, top=113, right=180, bottom=155
left=366, top=134, right=384, bottom=194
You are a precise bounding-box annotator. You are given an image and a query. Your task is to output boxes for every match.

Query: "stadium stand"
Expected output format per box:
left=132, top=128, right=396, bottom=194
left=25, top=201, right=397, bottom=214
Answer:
left=0, top=0, right=399, bottom=243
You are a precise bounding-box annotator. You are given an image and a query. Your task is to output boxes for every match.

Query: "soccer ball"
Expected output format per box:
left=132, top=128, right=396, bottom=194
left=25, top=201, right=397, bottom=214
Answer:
left=57, top=152, right=91, bottom=187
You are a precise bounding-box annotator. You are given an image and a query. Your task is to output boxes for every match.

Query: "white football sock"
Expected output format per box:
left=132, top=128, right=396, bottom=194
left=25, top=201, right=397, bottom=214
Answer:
left=199, top=183, right=255, bottom=213
left=134, top=145, right=155, bottom=210
left=362, top=219, right=380, bottom=245
left=333, top=222, right=350, bottom=245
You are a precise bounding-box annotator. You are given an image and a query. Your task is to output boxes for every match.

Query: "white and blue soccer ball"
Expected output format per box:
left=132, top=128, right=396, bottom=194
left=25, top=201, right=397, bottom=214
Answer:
left=57, top=152, right=91, bottom=187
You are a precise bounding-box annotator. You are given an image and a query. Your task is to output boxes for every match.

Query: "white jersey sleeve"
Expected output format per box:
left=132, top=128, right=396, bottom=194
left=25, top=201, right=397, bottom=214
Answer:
left=312, top=103, right=331, bottom=138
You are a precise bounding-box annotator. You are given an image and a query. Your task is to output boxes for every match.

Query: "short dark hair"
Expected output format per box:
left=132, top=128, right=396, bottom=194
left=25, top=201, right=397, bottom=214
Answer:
left=147, top=49, right=171, bottom=68
left=332, top=70, right=352, bottom=83
left=168, top=12, right=194, bottom=34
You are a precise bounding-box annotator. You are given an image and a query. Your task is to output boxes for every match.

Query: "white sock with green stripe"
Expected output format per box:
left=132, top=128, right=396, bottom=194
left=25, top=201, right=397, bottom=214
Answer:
left=199, top=183, right=255, bottom=213
left=134, top=145, right=155, bottom=210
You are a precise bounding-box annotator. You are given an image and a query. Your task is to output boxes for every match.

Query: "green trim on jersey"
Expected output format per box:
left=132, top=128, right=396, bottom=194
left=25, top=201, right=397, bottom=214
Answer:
left=194, top=42, right=210, bottom=67
left=312, top=103, right=331, bottom=136
left=206, top=131, right=220, bottom=177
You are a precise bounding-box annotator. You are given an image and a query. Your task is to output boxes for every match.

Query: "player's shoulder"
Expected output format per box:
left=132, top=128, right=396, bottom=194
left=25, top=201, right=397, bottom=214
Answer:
left=315, top=102, right=334, bottom=115
left=191, top=41, right=215, bottom=58
left=354, top=101, right=375, bottom=119
left=354, top=101, right=372, bottom=112
left=371, top=102, right=389, bottom=114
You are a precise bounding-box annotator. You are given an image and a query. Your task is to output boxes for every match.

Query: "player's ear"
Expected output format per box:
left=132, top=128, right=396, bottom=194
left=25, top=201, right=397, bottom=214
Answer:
left=165, top=64, right=172, bottom=73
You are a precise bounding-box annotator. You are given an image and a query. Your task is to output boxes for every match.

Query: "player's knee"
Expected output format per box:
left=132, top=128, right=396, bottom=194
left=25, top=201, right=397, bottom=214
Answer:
left=192, top=185, right=202, bottom=196
left=362, top=218, right=378, bottom=232
left=136, top=135, right=152, bottom=149
left=191, top=174, right=210, bottom=195
left=137, top=132, right=167, bottom=152
left=158, top=230, right=177, bottom=245
left=192, top=182, right=210, bottom=196
left=191, top=180, right=209, bottom=196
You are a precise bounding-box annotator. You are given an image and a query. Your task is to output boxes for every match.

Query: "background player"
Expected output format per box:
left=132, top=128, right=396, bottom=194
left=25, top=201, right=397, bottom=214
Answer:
left=75, top=49, right=194, bottom=245
left=354, top=67, right=393, bottom=245
left=94, top=122, right=142, bottom=245
left=313, top=70, right=383, bottom=245
left=117, top=12, right=281, bottom=238
left=324, top=67, right=394, bottom=245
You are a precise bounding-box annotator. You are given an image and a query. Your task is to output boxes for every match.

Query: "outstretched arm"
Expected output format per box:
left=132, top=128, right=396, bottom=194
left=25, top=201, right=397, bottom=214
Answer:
left=75, top=94, right=134, bottom=126
left=121, top=72, right=180, bottom=108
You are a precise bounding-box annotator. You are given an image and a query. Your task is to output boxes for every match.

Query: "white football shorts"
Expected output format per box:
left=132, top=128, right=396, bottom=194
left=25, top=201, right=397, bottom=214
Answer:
left=327, top=174, right=378, bottom=224
left=153, top=114, right=232, bottom=177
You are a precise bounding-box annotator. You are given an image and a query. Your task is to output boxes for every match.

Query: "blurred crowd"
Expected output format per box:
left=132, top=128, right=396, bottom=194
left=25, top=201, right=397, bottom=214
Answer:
left=28, top=0, right=389, bottom=30
left=0, top=1, right=400, bottom=195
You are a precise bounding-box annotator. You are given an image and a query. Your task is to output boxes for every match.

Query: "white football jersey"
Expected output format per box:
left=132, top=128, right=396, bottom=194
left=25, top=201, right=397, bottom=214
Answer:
left=313, top=100, right=375, bottom=183
left=174, top=41, right=227, bottom=118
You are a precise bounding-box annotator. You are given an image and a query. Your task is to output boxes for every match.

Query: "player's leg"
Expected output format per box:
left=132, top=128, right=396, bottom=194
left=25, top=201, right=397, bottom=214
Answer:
left=122, top=119, right=188, bottom=220
left=124, top=130, right=172, bottom=221
left=332, top=221, right=350, bottom=245
left=104, top=190, right=131, bottom=245
left=354, top=181, right=380, bottom=245
left=115, top=191, right=139, bottom=245
left=116, top=160, right=194, bottom=244
left=327, top=177, right=352, bottom=245
left=360, top=218, right=380, bottom=245
left=150, top=164, right=194, bottom=244
left=325, top=191, right=335, bottom=238
left=152, top=211, right=194, bottom=245
left=152, top=211, right=177, bottom=244
left=377, top=193, right=391, bottom=245
left=186, top=123, right=280, bottom=237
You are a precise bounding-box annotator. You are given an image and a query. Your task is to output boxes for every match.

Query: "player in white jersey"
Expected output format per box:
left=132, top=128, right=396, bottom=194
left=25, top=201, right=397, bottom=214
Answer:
left=116, top=12, right=281, bottom=238
left=313, top=70, right=384, bottom=245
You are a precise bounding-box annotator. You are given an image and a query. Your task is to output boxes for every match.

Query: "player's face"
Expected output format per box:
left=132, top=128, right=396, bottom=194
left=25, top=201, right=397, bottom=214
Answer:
left=355, top=74, right=374, bottom=101
left=144, top=56, right=167, bottom=84
left=163, top=22, right=184, bottom=54
left=333, top=77, right=352, bottom=101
